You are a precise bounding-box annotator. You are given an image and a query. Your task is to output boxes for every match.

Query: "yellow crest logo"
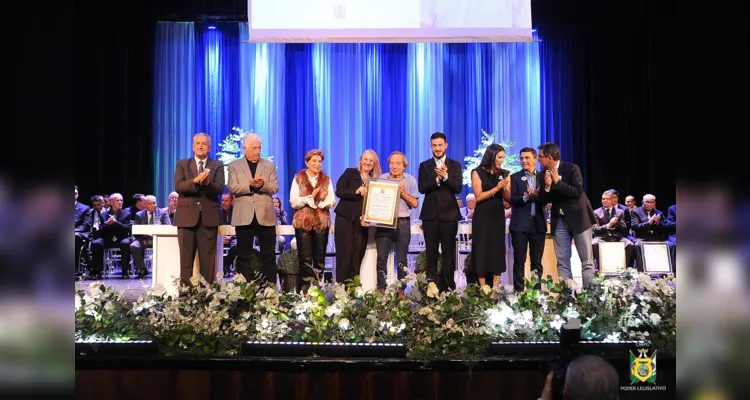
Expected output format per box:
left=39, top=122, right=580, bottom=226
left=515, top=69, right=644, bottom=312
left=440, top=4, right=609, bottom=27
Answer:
left=629, top=348, right=657, bottom=384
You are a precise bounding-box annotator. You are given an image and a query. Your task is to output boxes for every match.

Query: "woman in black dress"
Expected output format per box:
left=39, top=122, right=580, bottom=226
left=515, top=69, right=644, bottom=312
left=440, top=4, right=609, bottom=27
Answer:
left=333, top=149, right=382, bottom=283
left=470, top=143, right=511, bottom=289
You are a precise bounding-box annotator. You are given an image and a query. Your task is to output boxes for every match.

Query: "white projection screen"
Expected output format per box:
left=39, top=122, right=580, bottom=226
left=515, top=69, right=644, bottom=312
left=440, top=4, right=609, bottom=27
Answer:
left=247, top=0, right=533, bottom=43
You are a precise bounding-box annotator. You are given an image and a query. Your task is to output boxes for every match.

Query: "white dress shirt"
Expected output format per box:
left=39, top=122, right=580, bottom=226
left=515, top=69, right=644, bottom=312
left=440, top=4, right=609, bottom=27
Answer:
left=289, top=171, right=336, bottom=210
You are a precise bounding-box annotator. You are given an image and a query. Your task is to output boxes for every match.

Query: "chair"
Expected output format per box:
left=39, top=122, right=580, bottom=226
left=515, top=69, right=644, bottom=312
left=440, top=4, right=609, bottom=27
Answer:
left=103, top=248, right=121, bottom=279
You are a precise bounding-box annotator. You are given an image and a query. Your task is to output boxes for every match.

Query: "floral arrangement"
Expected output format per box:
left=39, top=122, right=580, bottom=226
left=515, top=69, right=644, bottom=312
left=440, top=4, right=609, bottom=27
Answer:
left=75, top=270, right=676, bottom=360
left=216, top=127, right=276, bottom=166
left=462, top=130, right=521, bottom=187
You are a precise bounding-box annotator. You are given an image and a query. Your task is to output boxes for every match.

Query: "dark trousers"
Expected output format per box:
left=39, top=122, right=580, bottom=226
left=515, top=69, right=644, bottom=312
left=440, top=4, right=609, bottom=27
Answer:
left=295, top=228, right=329, bottom=280
left=334, top=214, right=368, bottom=283
left=375, top=218, right=411, bottom=289
left=90, top=236, right=133, bottom=275
left=223, top=237, right=238, bottom=272
left=177, top=216, right=218, bottom=286
left=129, top=237, right=152, bottom=273
left=75, top=232, right=89, bottom=273
left=511, top=230, right=546, bottom=292
left=422, top=216, right=458, bottom=291
left=236, top=216, right=277, bottom=284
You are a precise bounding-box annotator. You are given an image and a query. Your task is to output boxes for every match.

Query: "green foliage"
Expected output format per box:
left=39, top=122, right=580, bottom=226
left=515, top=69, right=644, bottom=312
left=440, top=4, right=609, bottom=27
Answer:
left=216, top=127, right=276, bottom=166
left=462, top=130, right=522, bottom=186
left=277, top=249, right=300, bottom=273
left=414, top=250, right=442, bottom=275
left=74, top=269, right=676, bottom=359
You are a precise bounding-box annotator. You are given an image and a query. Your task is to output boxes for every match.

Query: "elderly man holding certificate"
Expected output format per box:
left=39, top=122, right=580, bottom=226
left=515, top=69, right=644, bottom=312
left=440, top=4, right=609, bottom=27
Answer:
left=372, top=151, right=420, bottom=292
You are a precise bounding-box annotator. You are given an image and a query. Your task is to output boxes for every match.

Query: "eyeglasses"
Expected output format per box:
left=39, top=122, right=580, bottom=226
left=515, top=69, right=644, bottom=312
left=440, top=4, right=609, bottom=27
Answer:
left=601, top=197, right=612, bottom=200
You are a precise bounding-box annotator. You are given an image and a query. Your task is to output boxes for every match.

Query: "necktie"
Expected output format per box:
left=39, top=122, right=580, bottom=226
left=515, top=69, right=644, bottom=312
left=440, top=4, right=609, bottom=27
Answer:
left=198, top=160, right=204, bottom=173
left=148, top=212, right=154, bottom=225
left=605, top=208, right=611, bottom=220
left=529, top=173, right=536, bottom=217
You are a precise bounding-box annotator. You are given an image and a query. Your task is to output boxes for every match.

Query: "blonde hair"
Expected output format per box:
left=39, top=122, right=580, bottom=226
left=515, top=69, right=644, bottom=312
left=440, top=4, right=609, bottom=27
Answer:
left=387, top=151, right=408, bottom=168
left=357, top=149, right=381, bottom=178
left=304, top=149, right=325, bottom=163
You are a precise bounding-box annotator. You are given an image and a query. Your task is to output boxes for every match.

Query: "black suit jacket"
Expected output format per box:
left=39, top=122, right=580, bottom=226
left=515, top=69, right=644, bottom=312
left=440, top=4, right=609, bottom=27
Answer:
left=334, top=168, right=365, bottom=221
left=616, top=203, right=632, bottom=230
left=537, top=160, right=596, bottom=235
left=135, top=208, right=172, bottom=226
left=97, top=208, right=132, bottom=241
left=592, top=206, right=629, bottom=239
left=665, top=205, right=676, bottom=239
left=418, top=157, right=463, bottom=222
left=508, top=170, right=547, bottom=234
left=631, top=207, right=668, bottom=241
left=172, top=157, right=225, bottom=228
left=75, top=202, right=92, bottom=232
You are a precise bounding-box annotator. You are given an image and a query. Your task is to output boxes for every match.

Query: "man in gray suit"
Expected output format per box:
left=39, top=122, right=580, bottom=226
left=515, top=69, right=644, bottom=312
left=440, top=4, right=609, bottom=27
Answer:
left=173, top=133, right=226, bottom=286
left=227, top=133, right=279, bottom=283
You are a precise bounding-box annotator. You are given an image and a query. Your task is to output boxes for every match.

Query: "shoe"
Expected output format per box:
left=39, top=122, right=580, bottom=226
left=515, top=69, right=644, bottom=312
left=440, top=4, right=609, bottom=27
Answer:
left=135, top=269, right=148, bottom=279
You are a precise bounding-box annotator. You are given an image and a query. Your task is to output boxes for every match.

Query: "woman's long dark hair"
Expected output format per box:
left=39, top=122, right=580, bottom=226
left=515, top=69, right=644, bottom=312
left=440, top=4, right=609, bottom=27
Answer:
left=478, top=143, right=506, bottom=176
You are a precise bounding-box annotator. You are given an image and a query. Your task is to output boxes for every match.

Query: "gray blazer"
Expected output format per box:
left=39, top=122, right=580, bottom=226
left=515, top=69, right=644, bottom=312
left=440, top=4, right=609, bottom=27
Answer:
left=227, top=158, right=279, bottom=227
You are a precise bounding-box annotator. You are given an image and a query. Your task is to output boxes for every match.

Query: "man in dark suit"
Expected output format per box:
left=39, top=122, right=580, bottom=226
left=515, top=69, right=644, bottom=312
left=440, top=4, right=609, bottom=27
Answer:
left=609, top=189, right=633, bottom=240
left=509, top=148, right=547, bottom=292
left=666, top=204, right=676, bottom=266
left=592, top=190, right=635, bottom=270
left=537, top=142, right=596, bottom=287
left=75, top=186, right=92, bottom=273
left=130, top=195, right=171, bottom=279
left=418, top=132, right=463, bottom=291
left=631, top=194, right=673, bottom=271
left=173, top=133, right=225, bottom=286
left=89, top=193, right=133, bottom=279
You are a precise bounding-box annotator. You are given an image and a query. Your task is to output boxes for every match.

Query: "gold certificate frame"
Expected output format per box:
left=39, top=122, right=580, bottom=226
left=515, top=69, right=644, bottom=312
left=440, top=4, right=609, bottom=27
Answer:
left=362, top=178, right=401, bottom=229
left=642, top=242, right=673, bottom=274
left=597, top=241, right=626, bottom=275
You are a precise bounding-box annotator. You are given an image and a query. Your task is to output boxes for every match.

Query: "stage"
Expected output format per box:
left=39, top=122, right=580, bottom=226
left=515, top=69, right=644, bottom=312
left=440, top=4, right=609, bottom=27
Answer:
left=75, top=353, right=675, bottom=399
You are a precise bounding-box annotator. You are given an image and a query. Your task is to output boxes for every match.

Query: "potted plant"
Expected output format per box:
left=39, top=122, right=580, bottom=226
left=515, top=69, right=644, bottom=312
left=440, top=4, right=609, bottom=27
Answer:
left=414, top=250, right=442, bottom=275
left=277, top=248, right=300, bottom=292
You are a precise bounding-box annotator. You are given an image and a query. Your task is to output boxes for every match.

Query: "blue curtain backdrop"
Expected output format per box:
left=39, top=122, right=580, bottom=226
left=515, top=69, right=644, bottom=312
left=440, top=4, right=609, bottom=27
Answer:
left=153, top=22, right=545, bottom=217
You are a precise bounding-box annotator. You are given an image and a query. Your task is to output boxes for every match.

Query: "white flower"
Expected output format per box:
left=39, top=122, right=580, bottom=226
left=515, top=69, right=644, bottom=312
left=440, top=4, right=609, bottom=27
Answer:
left=649, top=313, right=661, bottom=325
left=426, top=282, right=439, bottom=298
left=481, top=285, right=491, bottom=295
left=629, top=303, right=638, bottom=312
left=604, top=332, right=621, bottom=342
left=338, top=318, right=350, bottom=330
left=549, top=315, right=564, bottom=331
left=75, top=295, right=82, bottom=310
left=232, top=273, right=246, bottom=283
left=153, top=284, right=167, bottom=297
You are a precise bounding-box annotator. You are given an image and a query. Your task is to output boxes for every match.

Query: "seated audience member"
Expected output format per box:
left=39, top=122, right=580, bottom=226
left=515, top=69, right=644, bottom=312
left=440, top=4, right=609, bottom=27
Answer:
left=625, top=195, right=637, bottom=237
left=162, top=191, right=178, bottom=221
left=220, top=192, right=238, bottom=276
left=459, top=193, right=476, bottom=220
left=592, top=190, right=635, bottom=270
left=631, top=194, right=673, bottom=271
left=273, top=196, right=292, bottom=253
left=666, top=204, right=676, bottom=264
left=503, top=199, right=512, bottom=219
left=130, top=195, right=171, bottom=279
left=539, top=355, right=619, bottom=400
left=610, top=189, right=633, bottom=239
left=81, top=195, right=106, bottom=274
left=126, top=194, right=147, bottom=224
left=75, top=186, right=92, bottom=272
left=89, top=193, right=133, bottom=279
left=102, top=194, right=111, bottom=214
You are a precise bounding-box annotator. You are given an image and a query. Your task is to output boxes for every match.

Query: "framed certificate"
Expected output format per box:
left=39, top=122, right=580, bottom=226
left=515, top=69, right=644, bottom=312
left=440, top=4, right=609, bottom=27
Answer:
left=362, top=178, right=401, bottom=229
left=642, top=242, right=673, bottom=274
left=597, top=241, right=626, bottom=275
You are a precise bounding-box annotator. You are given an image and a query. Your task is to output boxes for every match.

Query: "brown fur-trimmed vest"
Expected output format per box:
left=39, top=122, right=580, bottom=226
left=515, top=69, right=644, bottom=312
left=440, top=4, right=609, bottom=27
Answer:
left=292, top=169, right=331, bottom=232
